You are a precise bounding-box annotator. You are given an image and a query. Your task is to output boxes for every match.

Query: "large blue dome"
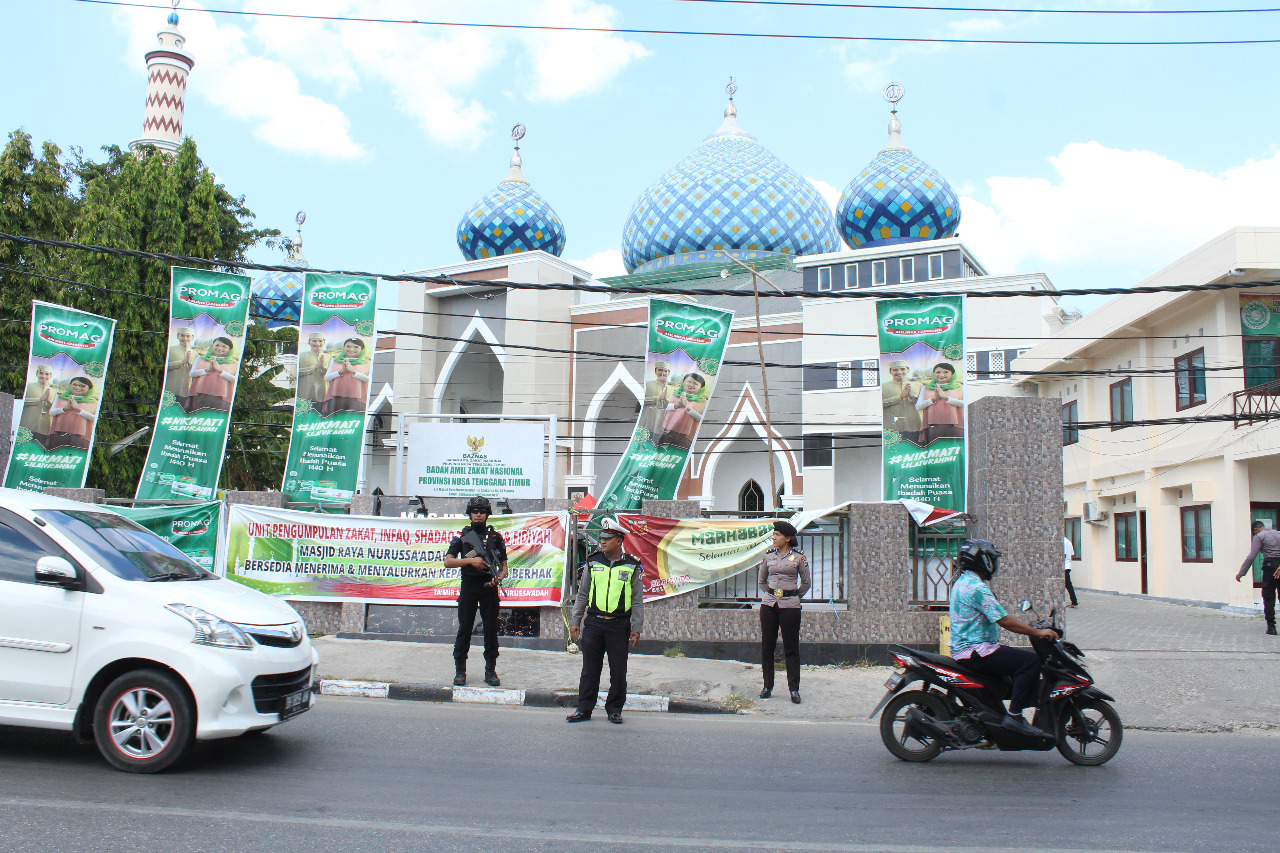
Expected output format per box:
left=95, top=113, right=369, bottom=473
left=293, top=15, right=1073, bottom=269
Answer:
left=251, top=226, right=307, bottom=328
left=457, top=143, right=565, bottom=261
left=837, top=111, right=960, bottom=249
left=621, top=98, right=839, bottom=274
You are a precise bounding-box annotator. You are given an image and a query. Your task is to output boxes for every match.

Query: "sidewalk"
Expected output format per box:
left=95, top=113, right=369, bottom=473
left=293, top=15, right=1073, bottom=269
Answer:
left=312, top=591, right=1280, bottom=731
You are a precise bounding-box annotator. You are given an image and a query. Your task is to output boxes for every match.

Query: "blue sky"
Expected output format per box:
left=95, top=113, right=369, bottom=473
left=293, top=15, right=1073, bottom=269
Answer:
left=4, top=1, right=1279, bottom=316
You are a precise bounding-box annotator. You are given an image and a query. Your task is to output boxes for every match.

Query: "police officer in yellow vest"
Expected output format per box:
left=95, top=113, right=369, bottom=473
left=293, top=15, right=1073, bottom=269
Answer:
left=567, top=518, right=645, bottom=724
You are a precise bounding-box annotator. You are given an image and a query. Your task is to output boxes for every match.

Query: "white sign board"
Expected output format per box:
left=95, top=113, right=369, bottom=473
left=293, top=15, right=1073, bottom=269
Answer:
left=404, top=422, right=545, bottom=498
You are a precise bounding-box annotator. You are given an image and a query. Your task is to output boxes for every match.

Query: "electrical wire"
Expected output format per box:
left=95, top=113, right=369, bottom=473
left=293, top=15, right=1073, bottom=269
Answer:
left=673, top=0, right=1280, bottom=14
left=66, top=0, right=1280, bottom=45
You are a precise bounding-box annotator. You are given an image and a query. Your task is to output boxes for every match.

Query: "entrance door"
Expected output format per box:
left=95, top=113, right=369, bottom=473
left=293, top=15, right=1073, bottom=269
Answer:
left=1249, top=505, right=1280, bottom=586
left=1138, top=510, right=1149, bottom=595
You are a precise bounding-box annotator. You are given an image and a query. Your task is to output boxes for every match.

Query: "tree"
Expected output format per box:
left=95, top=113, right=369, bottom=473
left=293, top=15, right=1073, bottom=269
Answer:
left=0, top=133, right=282, bottom=496
left=219, top=322, right=297, bottom=492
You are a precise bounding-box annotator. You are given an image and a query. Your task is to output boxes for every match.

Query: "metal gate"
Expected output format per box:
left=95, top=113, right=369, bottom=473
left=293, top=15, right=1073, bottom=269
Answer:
left=910, top=524, right=967, bottom=608
left=698, top=511, right=847, bottom=606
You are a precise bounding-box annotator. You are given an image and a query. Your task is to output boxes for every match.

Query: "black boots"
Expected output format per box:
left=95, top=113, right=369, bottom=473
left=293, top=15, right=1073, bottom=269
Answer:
left=1266, top=622, right=1277, bottom=636
left=453, top=664, right=466, bottom=686
left=484, top=666, right=501, bottom=687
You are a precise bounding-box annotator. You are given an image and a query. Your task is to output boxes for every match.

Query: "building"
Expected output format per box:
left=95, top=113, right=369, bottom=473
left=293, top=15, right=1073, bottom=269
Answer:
left=1014, top=227, right=1280, bottom=611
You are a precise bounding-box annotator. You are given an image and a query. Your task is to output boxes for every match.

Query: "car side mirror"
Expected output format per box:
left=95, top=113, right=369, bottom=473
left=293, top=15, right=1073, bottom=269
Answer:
left=35, top=556, right=79, bottom=589
left=1019, top=599, right=1033, bottom=612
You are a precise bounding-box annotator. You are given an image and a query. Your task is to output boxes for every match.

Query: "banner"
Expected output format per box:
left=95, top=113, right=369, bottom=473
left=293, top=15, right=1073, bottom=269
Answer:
left=877, top=295, right=966, bottom=514
left=282, top=273, right=379, bottom=505
left=114, top=501, right=223, bottom=572
left=5, top=301, right=116, bottom=492
left=136, top=267, right=252, bottom=501
left=1240, top=293, right=1280, bottom=337
left=222, top=504, right=569, bottom=605
left=594, top=298, right=735, bottom=516
left=405, top=422, right=545, bottom=498
left=616, top=504, right=845, bottom=601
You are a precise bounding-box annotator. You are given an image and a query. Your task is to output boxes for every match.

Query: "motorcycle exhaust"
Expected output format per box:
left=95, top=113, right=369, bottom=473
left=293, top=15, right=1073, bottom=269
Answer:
left=902, top=708, right=951, bottom=743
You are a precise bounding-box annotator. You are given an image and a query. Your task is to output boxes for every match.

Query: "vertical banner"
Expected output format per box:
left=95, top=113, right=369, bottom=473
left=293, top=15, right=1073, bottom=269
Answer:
left=114, top=501, right=223, bottom=572
left=594, top=298, right=735, bottom=516
left=5, top=301, right=116, bottom=492
left=136, top=267, right=251, bottom=500
left=282, top=273, right=378, bottom=505
left=877, top=295, right=966, bottom=513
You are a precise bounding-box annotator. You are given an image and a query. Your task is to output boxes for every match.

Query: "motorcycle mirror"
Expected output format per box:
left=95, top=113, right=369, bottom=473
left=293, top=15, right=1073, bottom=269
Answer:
left=1019, top=600, right=1032, bottom=612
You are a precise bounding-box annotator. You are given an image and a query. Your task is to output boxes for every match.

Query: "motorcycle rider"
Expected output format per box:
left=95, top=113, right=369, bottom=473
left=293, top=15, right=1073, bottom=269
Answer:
left=948, top=539, right=1059, bottom=737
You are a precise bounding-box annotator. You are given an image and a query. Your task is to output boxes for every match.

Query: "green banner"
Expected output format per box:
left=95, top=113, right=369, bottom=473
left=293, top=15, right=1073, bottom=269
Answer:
left=114, top=501, right=223, bottom=572
left=136, top=267, right=251, bottom=501
left=282, top=273, right=378, bottom=505
left=594, top=298, right=735, bottom=516
left=5, top=301, right=117, bottom=492
left=1240, top=294, right=1280, bottom=336
left=877, top=295, right=967, bottom=513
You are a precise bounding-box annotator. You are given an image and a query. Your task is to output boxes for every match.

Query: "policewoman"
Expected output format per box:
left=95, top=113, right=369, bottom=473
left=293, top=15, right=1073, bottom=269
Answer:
left=757, top=520, right=811, bottom=704
left=567, top=518, right=645, bottom=724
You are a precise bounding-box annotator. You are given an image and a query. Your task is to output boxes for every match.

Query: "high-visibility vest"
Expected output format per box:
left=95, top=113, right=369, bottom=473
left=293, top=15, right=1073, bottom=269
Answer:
left=587, top=558, right=635, bottom=617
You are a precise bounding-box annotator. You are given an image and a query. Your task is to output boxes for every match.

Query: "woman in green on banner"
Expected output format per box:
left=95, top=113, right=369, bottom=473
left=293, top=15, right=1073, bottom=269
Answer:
left=188, top=336, right=237, bottom=412
left=47, top=376, right=98, bottom=451
left=915, top=361, right=965, bottom=444
left=656, top=372, right=708, bottom=450
left=322, top=337, right=371, bottom=415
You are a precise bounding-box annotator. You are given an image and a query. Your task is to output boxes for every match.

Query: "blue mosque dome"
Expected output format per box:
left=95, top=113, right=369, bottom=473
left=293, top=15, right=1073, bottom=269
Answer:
left=621, top=88, right=840, bottom=274
left=250, top=211, right=306, bottom=328
left=457, top=125, right=566, bottom=261
left=836, top=105, right=960, bottom=249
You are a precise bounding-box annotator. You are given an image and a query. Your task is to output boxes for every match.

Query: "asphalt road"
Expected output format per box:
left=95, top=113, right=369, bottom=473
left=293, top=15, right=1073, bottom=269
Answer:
left=1, top=697, right=1275, bottom=853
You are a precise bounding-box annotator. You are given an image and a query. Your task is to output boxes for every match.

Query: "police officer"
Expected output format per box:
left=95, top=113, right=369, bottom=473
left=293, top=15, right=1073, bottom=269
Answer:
left=443, top=496, right=508, bottom=687
left=567, top=518, right=644, bottom=724
left=757, top=520, right=811, bottom=704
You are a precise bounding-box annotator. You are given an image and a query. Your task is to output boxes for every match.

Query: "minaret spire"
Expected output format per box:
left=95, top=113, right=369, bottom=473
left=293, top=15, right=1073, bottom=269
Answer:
left=881, top=81, right=908, bottom=151
left=129, top=1, right=195, bottom=156
left=505, top=123, right=528, bottom=183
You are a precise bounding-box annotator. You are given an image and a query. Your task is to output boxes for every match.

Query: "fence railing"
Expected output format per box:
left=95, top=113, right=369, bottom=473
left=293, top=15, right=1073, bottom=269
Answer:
left=698, top=511, right=847, bottom=605
left=1234, top=378, right=1280, bottom=428
left=910, top=524, right=966, bottom=608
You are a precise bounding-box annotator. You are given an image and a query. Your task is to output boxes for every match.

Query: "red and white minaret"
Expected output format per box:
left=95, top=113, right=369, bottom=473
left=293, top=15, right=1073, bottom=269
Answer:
left=128, top=6, right=195, bottom=155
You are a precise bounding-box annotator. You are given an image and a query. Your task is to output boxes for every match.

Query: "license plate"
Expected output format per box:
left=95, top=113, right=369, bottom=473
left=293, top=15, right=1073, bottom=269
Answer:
left=280, top=686, right=312, bottom=720
left=884, top=672, right=905, bottom=691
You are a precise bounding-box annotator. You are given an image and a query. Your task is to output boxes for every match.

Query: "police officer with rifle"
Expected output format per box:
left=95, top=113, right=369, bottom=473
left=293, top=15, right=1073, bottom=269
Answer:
left=444, top=496, right=508, bottom=687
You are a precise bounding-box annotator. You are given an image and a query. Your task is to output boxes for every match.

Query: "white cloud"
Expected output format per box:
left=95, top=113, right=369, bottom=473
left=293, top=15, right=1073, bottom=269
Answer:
left=806, top=176, right=843, bottom=212
left=117, top=3, right=364, bottom=158
left=521, top=0, right=650, bottom=101
left=959, top=141, right=1280, bottom=274
left=566, top=248, right=627, bottom=279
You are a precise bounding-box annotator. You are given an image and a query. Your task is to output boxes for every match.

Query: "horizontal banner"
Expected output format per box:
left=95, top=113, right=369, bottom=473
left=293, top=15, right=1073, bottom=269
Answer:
left=115, top=501, right=223, bottom=573
left=223, top=504, right=568, bottom=606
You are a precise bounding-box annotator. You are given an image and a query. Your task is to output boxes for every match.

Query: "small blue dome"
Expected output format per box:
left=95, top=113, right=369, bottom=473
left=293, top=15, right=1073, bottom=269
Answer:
left=456, top=149, right=565, bottom=261
left=622, top=100, right=838, bottom=273
left=167, top=11, right=179, bottom=25
left=251, top=269, right=304, bottom=328
left=836, top=112, right=960, bottom=249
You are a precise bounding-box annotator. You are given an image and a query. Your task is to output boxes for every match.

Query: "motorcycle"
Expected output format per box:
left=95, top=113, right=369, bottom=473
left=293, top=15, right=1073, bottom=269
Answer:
left=870, top=602, right=1122, bottom=766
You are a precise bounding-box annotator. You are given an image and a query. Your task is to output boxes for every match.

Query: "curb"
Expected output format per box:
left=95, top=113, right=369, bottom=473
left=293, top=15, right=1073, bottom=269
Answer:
left=316, top=679, right=736, bottom=714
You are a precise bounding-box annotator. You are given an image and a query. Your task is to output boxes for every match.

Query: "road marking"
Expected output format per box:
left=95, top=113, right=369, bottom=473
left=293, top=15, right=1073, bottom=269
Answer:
left=0, top=796, right=1187, bottom=853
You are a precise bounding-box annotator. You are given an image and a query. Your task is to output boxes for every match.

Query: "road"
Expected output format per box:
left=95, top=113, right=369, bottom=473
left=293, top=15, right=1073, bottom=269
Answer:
left=0, top=697, right=1275, bottom=853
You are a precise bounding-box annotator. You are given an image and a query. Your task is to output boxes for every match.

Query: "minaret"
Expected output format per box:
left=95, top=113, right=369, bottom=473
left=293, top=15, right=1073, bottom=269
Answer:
left=129, top=4, right=195, bottom=156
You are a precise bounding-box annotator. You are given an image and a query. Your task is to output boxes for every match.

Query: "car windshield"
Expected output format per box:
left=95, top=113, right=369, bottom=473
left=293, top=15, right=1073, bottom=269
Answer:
left=37, top=510, right=213, bottom=582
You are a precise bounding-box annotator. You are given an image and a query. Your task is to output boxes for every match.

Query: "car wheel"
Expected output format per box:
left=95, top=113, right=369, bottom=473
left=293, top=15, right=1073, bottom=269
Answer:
left=93, top=669, right=194, bottom=773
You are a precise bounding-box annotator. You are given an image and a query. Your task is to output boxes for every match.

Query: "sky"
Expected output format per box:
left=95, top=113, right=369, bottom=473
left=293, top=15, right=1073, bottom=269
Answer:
left=4, top=0, right=1280, bottom=320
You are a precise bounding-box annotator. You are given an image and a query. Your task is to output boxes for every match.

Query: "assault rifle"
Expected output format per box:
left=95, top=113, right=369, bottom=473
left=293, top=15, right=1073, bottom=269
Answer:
left=458, top=526, right=503, bottom=588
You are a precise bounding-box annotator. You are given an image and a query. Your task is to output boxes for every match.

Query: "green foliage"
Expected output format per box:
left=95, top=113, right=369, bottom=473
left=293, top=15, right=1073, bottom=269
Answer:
left=221, top=323, right=296, bottom=492
left=0, top=132, right=282, bottom=496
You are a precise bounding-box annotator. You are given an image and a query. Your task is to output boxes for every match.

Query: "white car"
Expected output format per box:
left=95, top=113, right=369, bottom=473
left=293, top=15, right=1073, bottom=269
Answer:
left=0, top=488, right=317, bottom=772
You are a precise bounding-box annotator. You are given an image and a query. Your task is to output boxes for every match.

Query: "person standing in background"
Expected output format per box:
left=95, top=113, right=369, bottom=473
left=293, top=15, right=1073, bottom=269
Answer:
left=1063, top=535, right=1078, bottom=608
left=757, top=520, right=811, bottom=704
left=1237, top=520, right=1280, bottom=635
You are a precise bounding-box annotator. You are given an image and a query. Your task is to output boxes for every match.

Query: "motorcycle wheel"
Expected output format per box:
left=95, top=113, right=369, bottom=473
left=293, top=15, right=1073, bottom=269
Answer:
left=880, top=690, right=951, bottom=762
left=1056, top=698, right=1123, bottom=766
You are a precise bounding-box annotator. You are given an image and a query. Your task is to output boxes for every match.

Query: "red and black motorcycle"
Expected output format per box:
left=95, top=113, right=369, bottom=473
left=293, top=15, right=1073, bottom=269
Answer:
left=870, top=603, right=1122, bottom=766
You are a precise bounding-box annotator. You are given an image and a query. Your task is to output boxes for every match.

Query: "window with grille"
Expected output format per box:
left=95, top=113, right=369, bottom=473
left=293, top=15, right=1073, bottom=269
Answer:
left=965, top=352, right=977, bottom=380
left=739, top=480, right=764, bottom=513
left=836, top=361, right=852, bottom=389
left=861, top=359, right=879, bottom=386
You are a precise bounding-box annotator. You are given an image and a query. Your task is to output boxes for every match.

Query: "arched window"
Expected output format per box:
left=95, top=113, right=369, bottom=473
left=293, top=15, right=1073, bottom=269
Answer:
left=775, top=485, right=785, bottom=512
left=739, top=479, right=764, bottom=513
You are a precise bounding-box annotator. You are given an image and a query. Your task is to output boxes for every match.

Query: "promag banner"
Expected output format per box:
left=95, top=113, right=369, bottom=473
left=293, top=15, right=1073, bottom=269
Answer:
left=876, top=295, right=966, bottom=514
left=594, top=298, right=734, bottom=516
left=5, top=301, right=116, bottom=492
left=282, top=273, right=378, bottom=505
left=114, top=501, right=223, bottom=572
left=222, top=504, right=569, bottom=605
left=136, top=267, right=252, bottom=501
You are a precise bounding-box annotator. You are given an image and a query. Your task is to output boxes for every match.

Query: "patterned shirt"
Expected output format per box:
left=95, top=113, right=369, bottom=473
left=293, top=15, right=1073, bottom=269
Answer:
left=948, top=570, right=1007, bottom=658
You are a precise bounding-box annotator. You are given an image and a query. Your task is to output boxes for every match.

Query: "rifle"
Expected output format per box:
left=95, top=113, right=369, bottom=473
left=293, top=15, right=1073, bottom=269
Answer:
left=459, top=526, right=502, bottom=588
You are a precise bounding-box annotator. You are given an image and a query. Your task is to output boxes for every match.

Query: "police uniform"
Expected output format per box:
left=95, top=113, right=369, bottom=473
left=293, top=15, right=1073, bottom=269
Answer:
left=446, top=522, right=508, bottom=677
left=757, top=545, right=811, bottom=696
left=570, top=548, right=645, bottom=720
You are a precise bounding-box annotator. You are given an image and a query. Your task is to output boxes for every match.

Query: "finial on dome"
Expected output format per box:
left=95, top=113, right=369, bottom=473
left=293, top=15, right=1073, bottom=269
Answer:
left=724, top=78, right=738, bottom=118
left=168, top=0, right=180, bottom=26
left=506, top=122, right=528, bottom=183
left=882, top=82, right=908, bottom=151
left=286, top=210, right=308, bottom=267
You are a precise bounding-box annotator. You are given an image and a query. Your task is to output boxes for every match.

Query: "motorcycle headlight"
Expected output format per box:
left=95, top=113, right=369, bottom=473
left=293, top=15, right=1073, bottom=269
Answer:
left=166, top=604, right=253, bottom=650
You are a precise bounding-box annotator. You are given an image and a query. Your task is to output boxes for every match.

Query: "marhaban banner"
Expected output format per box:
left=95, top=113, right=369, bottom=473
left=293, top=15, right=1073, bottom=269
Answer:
left=136, top=267, right=252, bottom=501
left=5, top=301, right=116, bottom=492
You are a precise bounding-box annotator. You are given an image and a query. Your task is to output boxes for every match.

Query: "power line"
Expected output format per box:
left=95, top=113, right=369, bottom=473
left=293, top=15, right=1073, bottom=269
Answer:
left=67, top=0, right=1280, bottom=46
left=5, top=232, right=1280, bottom=301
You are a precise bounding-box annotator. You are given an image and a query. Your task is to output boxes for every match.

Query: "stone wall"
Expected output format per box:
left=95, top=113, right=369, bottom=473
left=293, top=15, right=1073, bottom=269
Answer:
left=0, top=393, right=11, bottom=475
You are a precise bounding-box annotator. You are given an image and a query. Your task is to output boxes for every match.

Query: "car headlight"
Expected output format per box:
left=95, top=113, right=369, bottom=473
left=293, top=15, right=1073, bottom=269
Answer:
left=166, top=604, right=253, bottom=650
